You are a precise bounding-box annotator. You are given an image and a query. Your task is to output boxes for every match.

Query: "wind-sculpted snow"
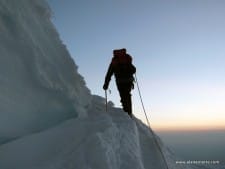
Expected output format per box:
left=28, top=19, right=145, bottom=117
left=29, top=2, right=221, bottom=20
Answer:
left=0, top=96, right=187, bottom=169
left=0, top=0, right=90, bottom=143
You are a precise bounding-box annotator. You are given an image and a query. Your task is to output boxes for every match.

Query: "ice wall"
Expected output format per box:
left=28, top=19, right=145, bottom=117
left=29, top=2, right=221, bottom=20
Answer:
left=0, top=0, right=91, bottom=143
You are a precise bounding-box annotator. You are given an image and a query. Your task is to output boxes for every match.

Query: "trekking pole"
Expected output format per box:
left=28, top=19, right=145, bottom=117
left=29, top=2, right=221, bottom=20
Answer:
left=134, top=73, right=169, bottom=169
left=105, top=90, right=108, bottom=112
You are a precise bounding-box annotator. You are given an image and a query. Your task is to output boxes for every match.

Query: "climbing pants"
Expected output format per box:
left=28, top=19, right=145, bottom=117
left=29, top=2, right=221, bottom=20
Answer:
left=116, top=83, right=132, bottom=116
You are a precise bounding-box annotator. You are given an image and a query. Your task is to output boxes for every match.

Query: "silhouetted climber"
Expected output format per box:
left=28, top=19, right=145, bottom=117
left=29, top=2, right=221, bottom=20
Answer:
left=103, top=48, right=136, bottom=117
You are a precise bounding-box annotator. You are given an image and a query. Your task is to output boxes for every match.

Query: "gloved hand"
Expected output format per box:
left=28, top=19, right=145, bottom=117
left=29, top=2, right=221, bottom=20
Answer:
left=103, top=83, right=108, bottom=90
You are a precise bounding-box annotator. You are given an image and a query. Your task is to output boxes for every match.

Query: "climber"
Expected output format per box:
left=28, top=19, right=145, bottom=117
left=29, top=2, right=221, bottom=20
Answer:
left=103, top=48, right=136, bottom=117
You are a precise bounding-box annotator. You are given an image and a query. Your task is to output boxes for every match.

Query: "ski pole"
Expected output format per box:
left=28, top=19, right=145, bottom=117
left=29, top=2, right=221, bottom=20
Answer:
left=105, top=90, right=108, bottom=112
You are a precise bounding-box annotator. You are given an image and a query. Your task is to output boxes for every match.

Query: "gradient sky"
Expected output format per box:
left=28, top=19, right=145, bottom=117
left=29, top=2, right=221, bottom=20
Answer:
left=48, top=0, right=225, bottom=130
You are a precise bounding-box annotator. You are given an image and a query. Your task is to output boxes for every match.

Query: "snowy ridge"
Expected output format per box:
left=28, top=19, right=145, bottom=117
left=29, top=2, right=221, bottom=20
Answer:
left=0, top=93, right=197, bottom=169
left=0, top=0, right=222, bottom=169
left=0, top=96, right=182, bottom=169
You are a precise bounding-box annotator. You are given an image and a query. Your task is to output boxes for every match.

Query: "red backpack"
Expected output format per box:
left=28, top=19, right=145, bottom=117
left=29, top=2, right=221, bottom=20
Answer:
left=111, top=48, right=135, bottom=77
left=112, top=48, right=132, bottom=65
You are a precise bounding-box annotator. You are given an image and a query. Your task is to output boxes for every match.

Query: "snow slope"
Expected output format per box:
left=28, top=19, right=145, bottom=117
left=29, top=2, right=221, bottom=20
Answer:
left=0, top=0, right=90, bottom=144
left=0, top=95, right=188, bottom=169
left=0, top=0, right=223, bottom=169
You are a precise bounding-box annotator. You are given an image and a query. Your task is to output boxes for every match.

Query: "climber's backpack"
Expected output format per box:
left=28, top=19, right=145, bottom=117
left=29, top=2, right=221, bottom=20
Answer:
left=112, top=48, right=132, bottom=64
left=112, top=48, right=136, bottom=81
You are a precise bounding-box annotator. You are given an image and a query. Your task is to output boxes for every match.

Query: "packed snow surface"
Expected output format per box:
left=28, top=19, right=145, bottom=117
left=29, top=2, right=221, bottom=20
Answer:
left=0, top=96, right=170, bottom=169
left=0, top=0, right=223, bottom=169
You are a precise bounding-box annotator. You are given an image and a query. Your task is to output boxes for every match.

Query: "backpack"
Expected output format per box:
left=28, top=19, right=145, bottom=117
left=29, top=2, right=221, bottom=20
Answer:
left=111, top=49, right=136, bottom=82
left=112, top=48, right=132, bottom=65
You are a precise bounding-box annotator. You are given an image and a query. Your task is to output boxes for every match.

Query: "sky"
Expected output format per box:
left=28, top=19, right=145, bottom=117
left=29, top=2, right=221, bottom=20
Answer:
left=47, top=0, right=225, bottom=130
